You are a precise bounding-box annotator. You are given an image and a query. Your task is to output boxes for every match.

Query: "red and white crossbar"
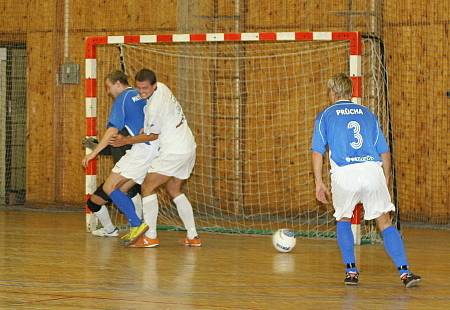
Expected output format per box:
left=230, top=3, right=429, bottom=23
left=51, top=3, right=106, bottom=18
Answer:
left=84, top=31, right=363, bottom=240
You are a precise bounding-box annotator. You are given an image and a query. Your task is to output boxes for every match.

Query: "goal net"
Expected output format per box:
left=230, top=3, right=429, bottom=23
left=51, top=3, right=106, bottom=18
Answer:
left=85, top=32, right=390, bottom=244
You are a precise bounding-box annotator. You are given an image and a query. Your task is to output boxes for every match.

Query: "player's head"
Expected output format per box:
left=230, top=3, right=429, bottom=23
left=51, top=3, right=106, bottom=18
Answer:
left=135, top=68, right=157, bottom=99
left=327, top=73, right=353, bottom=101
left=105, top=70, right=129, bottom=98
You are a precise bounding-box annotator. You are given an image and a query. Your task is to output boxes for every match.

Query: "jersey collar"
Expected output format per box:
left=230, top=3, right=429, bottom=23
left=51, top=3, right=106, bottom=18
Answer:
left=334, top=99, right=355, bottom=105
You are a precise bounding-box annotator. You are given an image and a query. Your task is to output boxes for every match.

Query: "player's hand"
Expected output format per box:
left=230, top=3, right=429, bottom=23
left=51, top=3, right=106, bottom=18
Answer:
left=109, top=134, right=127, bottom=147
left=82, top=152, right=96, bottom=168
left=315, top=182, right=331, bottom=204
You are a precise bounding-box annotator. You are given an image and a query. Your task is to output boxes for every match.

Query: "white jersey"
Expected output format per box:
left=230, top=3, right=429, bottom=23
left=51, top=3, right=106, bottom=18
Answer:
left=144, top=82, right=196, bottom=154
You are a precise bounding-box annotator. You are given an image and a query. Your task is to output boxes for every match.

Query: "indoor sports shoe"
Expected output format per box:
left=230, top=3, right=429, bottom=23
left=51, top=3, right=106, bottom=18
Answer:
left=91, top=227, right=119, bottom=237
left=124, top=223, right=149, bottom=246
left=401, top=273, right=421, bottom=288
left=127, top=235, right=160, bottom=248
left=120, top=231, right=132, bottom=241
left=184, top=236, right=202, bottom=247
left=344, top=272, right=359, bottom=285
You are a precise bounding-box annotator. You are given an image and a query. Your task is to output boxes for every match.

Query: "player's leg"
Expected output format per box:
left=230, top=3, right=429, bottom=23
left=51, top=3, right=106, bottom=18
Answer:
left=103, top=172, right=147, bottom=245
left=375, top=213, right=421, bottom=287
left=139, top=148, right=198, bottom=246
left=127, top=183, right=143, bottom=220
left=86, top=184, right=118, bottom=237
left=336, top=218, right=359, bottom=285
left=117, top=179, right=143, bottom=220
left=376, top=212, right=408, bottom=270
left=108, top=130, right=137, bottom=218
left=165, top=177, right=200, bottom=246
left=331, top=167, right=361, bottom=285
left=113, top=142, right=159, bottom=247
left=140, top=172, right=171, bottom=243
left=362, top=163, right=421, bottom=287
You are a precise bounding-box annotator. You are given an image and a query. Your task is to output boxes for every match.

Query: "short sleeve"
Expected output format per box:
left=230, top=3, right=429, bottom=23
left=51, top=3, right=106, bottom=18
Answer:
left=374, top=120, right=390, bottom=154
left=311, top=112, right=327, bottom=154
left=107, top=94, right=126, bottom=130
left=144, top=100, right=161, bottom=135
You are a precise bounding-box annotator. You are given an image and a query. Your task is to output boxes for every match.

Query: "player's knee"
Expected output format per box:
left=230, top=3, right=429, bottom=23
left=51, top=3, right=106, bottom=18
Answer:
left=86, top=198, right=102, bottom=213
left=103, top=178, right=121, bottom=195
left=165, top=183, right=182, bottom=199
left=90, top=194, right=106, bottom=205
left=375, top=213, right=392, bottom=231
left=337, top=217, right=351, bottom=223
left=127, top=184, right=141, bottom=198
left=141, top=180, right=157, bottom=196
left=141, top=186, right=155, bottom=197
left=95, top=183, right=112, bottom=201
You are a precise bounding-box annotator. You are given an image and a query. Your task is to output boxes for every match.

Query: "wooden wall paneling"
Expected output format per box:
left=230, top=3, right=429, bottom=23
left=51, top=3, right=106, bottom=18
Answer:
left=26, top=32, right=56, bottom=203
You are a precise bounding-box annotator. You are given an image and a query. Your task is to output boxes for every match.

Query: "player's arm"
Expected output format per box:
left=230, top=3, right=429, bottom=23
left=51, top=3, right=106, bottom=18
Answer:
left=109, top=132, right=158, bottom=147
left=372, top=113, right=391, bottom=186
left=82, top=127, right=118, bottom=167
left=380, top=151, right=391, bottom=186
left=312, top=151, right=331, bottom=204
left=311, top=112, right=331, bottom=204
left=110, top=101, right=160, bottom=147
left=312, top=151, right=324, bottom=184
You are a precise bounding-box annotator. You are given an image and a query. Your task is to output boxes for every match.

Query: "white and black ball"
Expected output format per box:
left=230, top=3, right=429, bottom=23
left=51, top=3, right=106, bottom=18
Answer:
left=272, top=229, right=296, bottom=253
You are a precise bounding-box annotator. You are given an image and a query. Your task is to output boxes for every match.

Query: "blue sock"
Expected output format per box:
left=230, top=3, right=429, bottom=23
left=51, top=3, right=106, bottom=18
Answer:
left=337, top=221, right=357, bottom=273
left=109, top=189, right=141, bottom=227
left=382, top=226, right=409, bottom=275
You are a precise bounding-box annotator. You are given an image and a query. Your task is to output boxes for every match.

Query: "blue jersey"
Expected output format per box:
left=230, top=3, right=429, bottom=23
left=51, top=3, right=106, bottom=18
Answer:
left=107, top=88, right=146, bottom=136
left=311, top=100, right=389, bottom=167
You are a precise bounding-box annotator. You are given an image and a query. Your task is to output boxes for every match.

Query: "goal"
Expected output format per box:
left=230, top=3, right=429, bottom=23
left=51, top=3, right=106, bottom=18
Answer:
left=84, top=31, right=390, bottom=244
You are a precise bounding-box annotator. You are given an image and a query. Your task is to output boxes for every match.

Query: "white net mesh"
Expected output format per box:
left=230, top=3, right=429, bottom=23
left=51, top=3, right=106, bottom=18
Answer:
left=93, top=37, right=389, bottom=243
left=0, top=46, right=27, bottom=207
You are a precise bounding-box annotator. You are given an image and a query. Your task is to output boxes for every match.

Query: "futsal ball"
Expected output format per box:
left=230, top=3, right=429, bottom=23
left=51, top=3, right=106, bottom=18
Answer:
left=272, top=229, right=296, bottom=253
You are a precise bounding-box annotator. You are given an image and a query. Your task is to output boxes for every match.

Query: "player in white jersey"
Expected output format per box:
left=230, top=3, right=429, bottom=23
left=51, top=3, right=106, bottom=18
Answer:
left=311, top=73, right=421, bottom=287
left=110, top=68, right=200, bottom=248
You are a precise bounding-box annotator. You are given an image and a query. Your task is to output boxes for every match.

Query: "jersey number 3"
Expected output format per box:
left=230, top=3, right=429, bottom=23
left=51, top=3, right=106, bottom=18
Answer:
left=347, top=121, right=363, bottom=149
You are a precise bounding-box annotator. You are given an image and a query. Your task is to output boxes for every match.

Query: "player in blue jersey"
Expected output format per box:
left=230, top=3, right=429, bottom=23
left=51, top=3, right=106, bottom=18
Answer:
left=311, top=73, right=421, bottom=288
left=82, top=70, right=157, bottom=244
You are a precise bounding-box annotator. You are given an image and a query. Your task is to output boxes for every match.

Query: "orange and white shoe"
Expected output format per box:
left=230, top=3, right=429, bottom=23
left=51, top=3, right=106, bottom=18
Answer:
left=184, top=236, right=202, bottom=247
left=127, top=235, right=160, bottom=248
left=123, top=223, right=149, bottom=247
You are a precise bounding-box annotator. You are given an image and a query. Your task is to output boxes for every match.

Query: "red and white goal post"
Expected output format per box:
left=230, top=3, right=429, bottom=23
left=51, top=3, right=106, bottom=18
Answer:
left=84, top=31, right=364, bottom=244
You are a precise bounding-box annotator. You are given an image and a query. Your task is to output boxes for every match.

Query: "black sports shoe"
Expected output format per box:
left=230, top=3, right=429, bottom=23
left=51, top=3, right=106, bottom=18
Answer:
left=401, top=273, right=421, bottom=288
left=344, top=272, right=359, bottom=285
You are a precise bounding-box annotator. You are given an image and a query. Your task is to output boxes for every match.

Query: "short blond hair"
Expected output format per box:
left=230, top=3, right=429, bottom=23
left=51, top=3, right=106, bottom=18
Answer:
left=327, top=73, right=353, bottom=99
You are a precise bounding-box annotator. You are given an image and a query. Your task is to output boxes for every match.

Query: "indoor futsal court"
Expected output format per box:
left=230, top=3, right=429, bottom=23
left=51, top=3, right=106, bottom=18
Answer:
left=0, top=1, right=449, bottom=309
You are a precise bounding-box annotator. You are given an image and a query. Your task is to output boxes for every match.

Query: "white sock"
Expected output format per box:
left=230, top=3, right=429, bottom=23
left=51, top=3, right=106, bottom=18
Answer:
left=94, top=205, right=115, bottom=233
left=173, top=194, right=198, bottom=239
left=143, top=194, right=158, bottom=239
left=131, top=193, right=143, bottom=220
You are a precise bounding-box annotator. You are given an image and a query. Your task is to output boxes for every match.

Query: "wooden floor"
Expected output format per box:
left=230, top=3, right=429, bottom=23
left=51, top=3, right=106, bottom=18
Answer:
left=1, top=210, right=450, bottom=309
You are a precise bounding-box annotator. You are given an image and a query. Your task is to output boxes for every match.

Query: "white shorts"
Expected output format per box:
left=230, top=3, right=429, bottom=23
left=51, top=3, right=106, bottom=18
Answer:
left=147, top=148, right=196, bottom=180
left=112, top=141, right=159, bottom=184
left=330, top=161, right=395, bottom=221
